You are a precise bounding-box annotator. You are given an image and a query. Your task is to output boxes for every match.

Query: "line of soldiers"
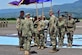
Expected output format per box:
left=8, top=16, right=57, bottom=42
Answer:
left=16, top=10, right=76, bottom=55
left=0, top=21, right=8, bottom=28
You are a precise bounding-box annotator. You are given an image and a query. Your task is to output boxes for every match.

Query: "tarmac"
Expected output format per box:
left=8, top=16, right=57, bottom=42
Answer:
left=0, top=45, right=82, bottom=55
left=0, top=21, right=82, bottom=36
left=0, top=21, right=82, bottom=55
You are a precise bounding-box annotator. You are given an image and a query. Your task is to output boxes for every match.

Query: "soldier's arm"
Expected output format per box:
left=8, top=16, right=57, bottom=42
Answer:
left=64, top=20, right=68, bottom=32
left=73, top=20, right=76, bottom=31
left=16, top=18, right=20, bottom=30
left=50, top=17, right=54, bottom=27
left=41, top=21, right=45, bottom=30
left=55, top=17, right=58, bottom=27
left=20, top=20, right=24, bottom=31
left=30, top=21, right=34, bottom=32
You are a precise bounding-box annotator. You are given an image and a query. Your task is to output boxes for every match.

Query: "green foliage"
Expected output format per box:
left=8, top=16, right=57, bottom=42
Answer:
left=0, top=18, right=16, bottom=20
left=7, top=18, right=16, bottom=20
left=0, top=18, right=5, bottom=20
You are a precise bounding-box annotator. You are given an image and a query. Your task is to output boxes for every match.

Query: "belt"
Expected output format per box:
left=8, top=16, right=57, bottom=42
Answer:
left=67, top=26, right=73, bottom=28
left=44, top=28, right=47, bottom=30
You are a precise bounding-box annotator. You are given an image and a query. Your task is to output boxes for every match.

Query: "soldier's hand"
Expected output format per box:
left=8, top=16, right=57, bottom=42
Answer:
left=38, top=28, right=41, bottom=32
left=17, top=28, right=19, bottom=31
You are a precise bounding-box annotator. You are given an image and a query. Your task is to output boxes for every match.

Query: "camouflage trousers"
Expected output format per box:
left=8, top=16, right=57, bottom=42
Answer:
left=33, top=29, right=38, bottom=45
left=44, top=30, right=48, bottom=45
left=18, top=31, right=24, bottom=48
left=23, top=37, right=31, bottom=51
left=67, top=31, right=74, bottom=45
left=37, top=30, right=44, bottom=47
left=58, top=32, right=65, bottom=46
left=50, top=32, right=57, bottom=49
left=34, top=33, right=38, bottom=45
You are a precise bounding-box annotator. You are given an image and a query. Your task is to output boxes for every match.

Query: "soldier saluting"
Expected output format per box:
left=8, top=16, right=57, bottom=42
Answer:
left=57, top=16, right=66, bottom=48
left=37, top=15, right=45, bottom=50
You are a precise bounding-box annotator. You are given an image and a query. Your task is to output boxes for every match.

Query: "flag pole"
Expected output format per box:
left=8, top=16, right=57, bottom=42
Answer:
left=36, top=2, right=38, bottom=19
left=58, top=10, right=60, bottom=18
left=50, top=0, right=52, bottom=11
left=42, top=2, right=44, bottom=19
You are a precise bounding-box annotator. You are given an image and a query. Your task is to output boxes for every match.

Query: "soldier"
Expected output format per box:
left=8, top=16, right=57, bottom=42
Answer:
left=0, top=21, right=2, bottom=28
left=21, top=13, right=34, bottom=55
left=5, top=20, right=8, bottom=27
left=16, top=10, right=25, bottom=50
left=42, top=16, right=49, bottom=47
left=61, top=15, right=67, bottom=21
left=49, top=10, right=58, bottom=53
left=37, top=15, right=45, bottom=50
left=66, top=16, right=76, bottom=47
left=32, top=16, right=38, bottom=46
left=61, top=15, right=68, bottom=33
left=3, top=21, right=5, bottom=28
left=57, top=16, right=66, bottom=48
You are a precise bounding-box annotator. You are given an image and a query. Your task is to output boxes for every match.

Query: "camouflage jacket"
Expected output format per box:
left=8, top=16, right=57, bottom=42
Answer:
left=49, top=15, right=58, bottom=33
left=21, top=18, right=34, bottom=37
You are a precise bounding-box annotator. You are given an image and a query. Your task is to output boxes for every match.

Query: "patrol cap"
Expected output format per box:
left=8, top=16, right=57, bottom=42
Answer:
left=59, top=16, right=62, bottom=18
left=49, top=10, right=54, bottom=14
left=20, top=10, right=24, bottom=13
left=68, top=13, right=72, bottom=16
left=38, top=15, right=41, bottom=18
left=43, top=15, right=45, bottom=18
left=25, top=13, right=30, bottom=16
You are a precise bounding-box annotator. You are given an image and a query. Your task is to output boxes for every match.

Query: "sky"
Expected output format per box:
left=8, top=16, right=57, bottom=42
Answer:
left=0, top=0, right=78, bottom=9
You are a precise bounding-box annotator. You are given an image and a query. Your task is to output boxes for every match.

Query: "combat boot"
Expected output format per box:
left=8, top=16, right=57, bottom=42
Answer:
left=37, top=46, right=41, bottom=50
left=69, top=43, right=72, bottom=47
left=41, top=46, right=44, bottom=50
left=49, top=49, right=57, bottom=53
left=20, top=48, right=24, bottom=51
left=49, top=48, right=57, bottom=53
left=24, top=51, right=30, bottom=55
left=67, top=43, right=70, bottom=47
left=44, top=44, right=47, bottom=48
left=58, top=43, right=63, bottom=48
left=34, top=43, right=38, bottom=46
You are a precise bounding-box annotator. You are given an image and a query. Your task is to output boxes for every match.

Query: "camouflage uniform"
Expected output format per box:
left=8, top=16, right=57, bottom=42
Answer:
left=0, top=21, right=2, bottom=27
left=33, top=20, right=39, bottom=46
left=21, top=18, right=33, bottom=51
left=44, top=19, right=49, bottom=46
left=66, top=18, right=76, bottom=47
left=49, top=15, right=58, bottom=50
left=57, top=17, right=66, bottom=47
left=37, top=19, right=45, bottom=49
left=62, top=15, right=68, bottom=32
left=16, top=16, right=24, bottom=49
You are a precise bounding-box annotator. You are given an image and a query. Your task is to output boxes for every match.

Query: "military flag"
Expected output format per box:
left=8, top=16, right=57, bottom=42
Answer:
left=8, top=0, right=22, bottom=6
left=36, top=0, right=51, bottom=3
left=21, top=0, right=36, bottom=5
left=58, top=10, right=60, bottom=18
left=8, top=0, right=52, bottom=18
left=9, top=0, right=36, bottom=6
left=36, top=0, right=52, bottom=17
